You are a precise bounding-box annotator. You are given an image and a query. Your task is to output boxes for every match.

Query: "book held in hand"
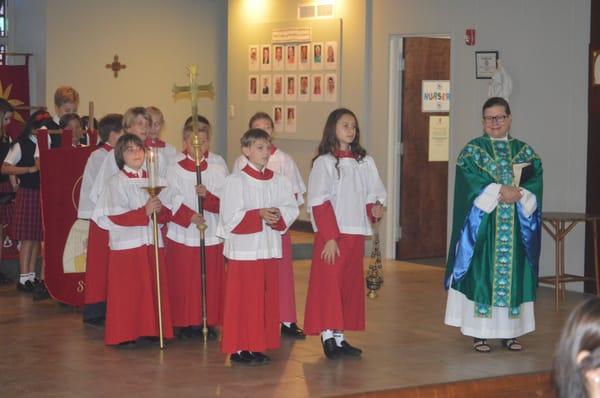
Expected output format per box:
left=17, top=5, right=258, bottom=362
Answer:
left=512, top=162, right=533, bottom=187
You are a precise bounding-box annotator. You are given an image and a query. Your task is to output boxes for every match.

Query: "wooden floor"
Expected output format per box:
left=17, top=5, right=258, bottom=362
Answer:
left=0, top=248, right=588, bottom=397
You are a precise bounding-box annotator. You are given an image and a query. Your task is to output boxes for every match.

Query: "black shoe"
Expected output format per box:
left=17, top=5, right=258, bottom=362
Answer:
left=230, top=351, right=259, bottom=366
left=177, top=327, right=194, bottom=339
left=339, top=340, right=362, bottom=357
left=207, top=326, right=219, bottom=340
left=0, top=271, right=10, bottom=284
left=33, top=281, right=51, bottom=301
left=116, top=340, right=137, bottom=348
left=251, top=352, right=271, bottom=364
left=16, top=280, right=35, bottom=293
left=189, top=325, right=219, bottom=340
left=281, top=323, right=306, bottom=339
left=322, top=337, right=342, bottom=360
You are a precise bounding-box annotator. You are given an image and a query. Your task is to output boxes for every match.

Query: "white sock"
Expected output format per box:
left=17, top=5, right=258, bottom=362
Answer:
left=321, top=329, right=334, bottom=341
left=333, top=332, right=345, bottom=346
left=282, top=322, right=292, bottom=327
left=28, top=272, right=36, bottom=282
left=19, top=274, right=29, bottom=284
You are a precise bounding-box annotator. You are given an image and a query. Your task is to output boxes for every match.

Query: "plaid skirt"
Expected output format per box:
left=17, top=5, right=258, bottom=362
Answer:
left=11, top=187, right=43, bottom=241
left=0, top=180, right=14, bottom=228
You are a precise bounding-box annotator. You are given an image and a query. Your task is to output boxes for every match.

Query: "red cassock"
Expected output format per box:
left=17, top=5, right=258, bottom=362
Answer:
left=104, top=207, right=174, bottom=345
left=303, top=200, right=368, bottom=335
left=218, top=165, right=300, bottom=353
left=84, top=220, right=109, bottom=305
left=220, top=201, right=286, bottom=354
left=164, top=155, right=227, bottom=328
left=166, top=199, right=225, bottom=328
left=165, top=241, right=225, bottom=327
left=221, top=258, right=280, bottom=353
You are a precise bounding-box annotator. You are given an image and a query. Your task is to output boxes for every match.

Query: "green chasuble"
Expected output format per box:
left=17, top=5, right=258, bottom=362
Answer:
left=444, top=134, right=543, bottom=318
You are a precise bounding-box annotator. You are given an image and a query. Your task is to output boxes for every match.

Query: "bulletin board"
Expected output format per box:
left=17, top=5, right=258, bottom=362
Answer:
left=243, top=19, right=342, bottom=141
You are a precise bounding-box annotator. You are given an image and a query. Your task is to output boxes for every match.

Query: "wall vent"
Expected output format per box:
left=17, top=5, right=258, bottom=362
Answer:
left=298, top=2, right=334, bottom=19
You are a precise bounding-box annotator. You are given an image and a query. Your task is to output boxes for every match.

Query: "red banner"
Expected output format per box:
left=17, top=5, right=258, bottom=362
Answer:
left=0, top=64, right=30, bottom=140
left=38, top=130, right=97, bottom=306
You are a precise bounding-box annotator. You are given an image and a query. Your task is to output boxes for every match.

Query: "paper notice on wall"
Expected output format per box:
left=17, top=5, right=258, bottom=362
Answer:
left=422, top=80, right=450, bottom=112
left=272, top=27, right=312, bottom=43
left=428, top=116, right=449, bottom=162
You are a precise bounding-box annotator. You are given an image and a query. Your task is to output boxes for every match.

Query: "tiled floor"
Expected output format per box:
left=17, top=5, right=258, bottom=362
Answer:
left=0, top=256, right=587, bottom=398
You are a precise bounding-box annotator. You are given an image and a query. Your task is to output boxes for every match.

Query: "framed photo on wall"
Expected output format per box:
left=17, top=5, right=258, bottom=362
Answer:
left=248, top=75, right=259, bottom=101
left=286, top=45, right=297, bottom=71
left=285, top=75, right=297, bottom=101
left=273, top=44, right=284, bottom=71
left=325, top=41, right=338, bottom=70
left=249, top=45, right=259, bottom=71
left=273, top=75, right=284, bottom=101
left=475, top=51, right=498, bottom=79
left=312, top=42, right=323, bottom=70
left=311, top=74, right=323, bottom=102
left=298, top=74, right=310, bottom=102
left=299, top=44, right=310, bottom=71
left=273, top=105, right=284, bottom=132
left=285, top=106, right=297, bottom=133
left=260, top=45, right=271, bottom=71
left=324, top=73, right=337, bottom=102
left=260, top=75, right=271, bottom=101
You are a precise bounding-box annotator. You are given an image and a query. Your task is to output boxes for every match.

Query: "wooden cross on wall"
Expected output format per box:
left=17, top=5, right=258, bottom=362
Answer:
left=105, top=55, right=126, bottom=78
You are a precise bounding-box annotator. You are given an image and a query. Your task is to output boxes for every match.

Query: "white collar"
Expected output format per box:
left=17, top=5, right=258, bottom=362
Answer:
left=490, top=135, right=508, bottom=141
left=123, top=164, right=144, bottom=177
left=246, top=160, right=266, bottom=173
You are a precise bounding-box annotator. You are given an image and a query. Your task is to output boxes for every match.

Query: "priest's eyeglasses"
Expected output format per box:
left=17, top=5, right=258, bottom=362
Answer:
left=483, top=115, right=508, bottom=124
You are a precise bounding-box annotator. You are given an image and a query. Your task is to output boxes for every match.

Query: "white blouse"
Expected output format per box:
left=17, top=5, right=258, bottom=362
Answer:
left=233, top=147, right=306, bottom=205
left=166, top=152, right=229, bottom=247
left=216, top=164, right=299, bottom=260
left=307, top=154, right=387, bottom=236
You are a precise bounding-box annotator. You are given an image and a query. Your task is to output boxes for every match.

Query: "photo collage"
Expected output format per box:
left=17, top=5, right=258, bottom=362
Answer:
left=248, top=41, right=338, bottom=133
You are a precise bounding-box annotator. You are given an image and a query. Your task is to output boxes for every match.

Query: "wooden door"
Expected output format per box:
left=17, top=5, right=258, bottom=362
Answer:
left=396, top=37, right=450, bottom=260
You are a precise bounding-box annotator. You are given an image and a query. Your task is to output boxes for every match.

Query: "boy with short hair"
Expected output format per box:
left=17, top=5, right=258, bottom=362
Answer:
left=52, top=86, right=80, bottom=126
left=49, top=86, right=80, bottom=147
left=217, top=129, right=299, bottom=365
left=80, top=114, right=124, bottom=323
left=165, top=122, right=228, bottom=338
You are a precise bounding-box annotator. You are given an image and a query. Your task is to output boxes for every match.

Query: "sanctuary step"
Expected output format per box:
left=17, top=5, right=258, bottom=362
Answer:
left=339, top=371, right=554, bottom=398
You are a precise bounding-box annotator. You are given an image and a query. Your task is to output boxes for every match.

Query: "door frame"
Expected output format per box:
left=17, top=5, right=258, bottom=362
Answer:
left=384, top=33, right=451, bottom=259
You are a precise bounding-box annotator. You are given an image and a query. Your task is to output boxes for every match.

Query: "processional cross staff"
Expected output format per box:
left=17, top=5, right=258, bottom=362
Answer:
left=172, top=66, right=215, bottom=343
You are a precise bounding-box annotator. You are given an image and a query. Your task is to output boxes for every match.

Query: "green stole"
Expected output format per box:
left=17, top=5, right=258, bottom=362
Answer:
left=444, top=134, right=543, bottom=318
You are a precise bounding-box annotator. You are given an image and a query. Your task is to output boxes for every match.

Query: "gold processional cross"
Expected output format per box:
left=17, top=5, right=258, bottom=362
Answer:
left=172, top=65, right=214, bottom=342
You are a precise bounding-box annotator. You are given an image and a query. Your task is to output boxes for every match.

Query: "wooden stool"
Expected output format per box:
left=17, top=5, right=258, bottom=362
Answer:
left=538, top=212, right=600, bottom=311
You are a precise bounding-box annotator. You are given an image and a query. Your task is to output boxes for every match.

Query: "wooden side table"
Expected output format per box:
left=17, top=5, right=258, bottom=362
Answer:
left=538, top=212, right=600, bottom=311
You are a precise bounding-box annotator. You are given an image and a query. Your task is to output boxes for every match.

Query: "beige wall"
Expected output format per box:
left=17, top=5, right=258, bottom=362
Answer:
left=45, top=0, right=227, bottom=154
left=10, top=0, right=47, bottom=107
left=370, top=0, right=591, bottom=282
left=227, top=0, right=367, bottom=221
